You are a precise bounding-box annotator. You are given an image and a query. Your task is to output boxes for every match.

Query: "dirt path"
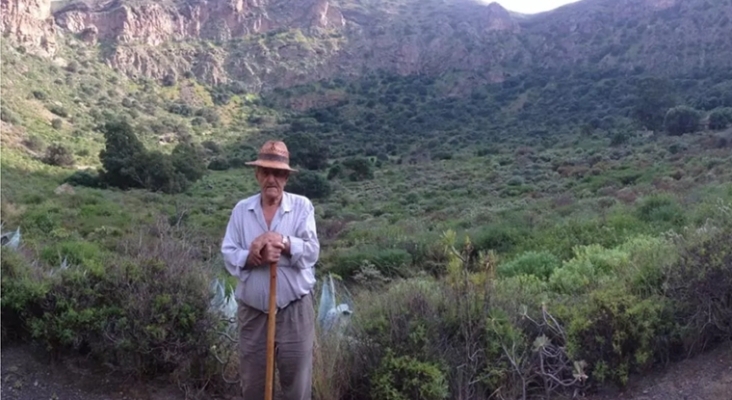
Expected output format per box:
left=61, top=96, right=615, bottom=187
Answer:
left=0, top=342, right=199, bottom=400
left=2, top=341, right=731, bottom=400
left=586, top=341, right=732, bottom=400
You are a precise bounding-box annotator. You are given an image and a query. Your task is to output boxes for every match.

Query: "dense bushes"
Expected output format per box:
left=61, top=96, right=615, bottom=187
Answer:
left=42, top=143, right=75, bottom=167
left=0, top=223, right=229, bottom=392
left=97, top=120, right=206, bottom=194
left=336, top=203, right=732, bottom=400
left=664, top=222, right=732, bottom=354
left=287, top=170, right=332, bottom=200
left=708, top=107, right=732, bottom=130
left=664, top=106, right=701, bottom=136
left=498, top=250, right=560, bottom=280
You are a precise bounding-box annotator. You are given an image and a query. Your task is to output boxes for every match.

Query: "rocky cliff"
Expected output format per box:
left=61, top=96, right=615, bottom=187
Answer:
left=1, top=0, right=57, bottom=56
left=3, top=0, right=732, bottom=92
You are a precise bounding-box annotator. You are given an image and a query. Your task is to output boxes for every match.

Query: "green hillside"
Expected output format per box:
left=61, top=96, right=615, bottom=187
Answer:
left=2, top=1, right=732, bottom=399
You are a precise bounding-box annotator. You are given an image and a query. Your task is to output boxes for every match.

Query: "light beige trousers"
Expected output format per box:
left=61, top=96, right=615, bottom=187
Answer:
left=237, top=294, right=315, bottom=400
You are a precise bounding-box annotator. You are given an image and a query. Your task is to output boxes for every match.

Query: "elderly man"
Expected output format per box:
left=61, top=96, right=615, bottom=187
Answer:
left=221, top=140, right=320, bottom=400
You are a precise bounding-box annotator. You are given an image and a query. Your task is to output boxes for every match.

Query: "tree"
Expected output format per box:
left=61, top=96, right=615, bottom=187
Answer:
left=287, top=170, right=332, bottom=200
left=342, top=157, right=374, bottom=181
left=708, top=108, right=732, bottom=130
left=664, top=106, right=701, bottom=136
left=97, top=120, right=204, bottom=194
left=632, top=77, right=676, bottom=132
left=127, top=150, right=189, bottom=194
left=286, top=132, right=330, bottom=170
left=171, top=142, right=207, bottom=182
left=98, top=120, right=146, bottom=189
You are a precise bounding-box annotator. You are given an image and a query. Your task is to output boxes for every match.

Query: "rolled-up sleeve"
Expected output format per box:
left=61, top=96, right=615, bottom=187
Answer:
left=221, top=204, right=249, bottom=280
left=288, top=201, right=319, bottom=270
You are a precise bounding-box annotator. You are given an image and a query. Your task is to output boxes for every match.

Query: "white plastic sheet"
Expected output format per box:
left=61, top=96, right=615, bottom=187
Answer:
left=1, top=226, right=21, bottom=249
left=210, top=277, right=237, bottom=323
left=316, top=274, right=354, bottom=335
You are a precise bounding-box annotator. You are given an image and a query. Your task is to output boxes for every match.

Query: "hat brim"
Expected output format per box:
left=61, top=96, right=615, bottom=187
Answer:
left=245, top=160, right=298, bottom=172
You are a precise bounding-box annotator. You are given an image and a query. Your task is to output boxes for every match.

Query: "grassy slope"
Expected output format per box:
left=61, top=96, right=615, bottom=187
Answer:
left=2, top=30, right=732, bottom=271
left=2, top=20, right=732, bottom=399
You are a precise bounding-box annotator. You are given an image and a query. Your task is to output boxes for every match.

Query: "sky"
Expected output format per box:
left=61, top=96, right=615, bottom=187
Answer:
left=491, top=0, right=584, bottom=14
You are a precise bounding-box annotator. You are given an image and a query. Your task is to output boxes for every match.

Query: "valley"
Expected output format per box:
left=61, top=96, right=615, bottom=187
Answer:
left=1, top=0, right=732, bottom=399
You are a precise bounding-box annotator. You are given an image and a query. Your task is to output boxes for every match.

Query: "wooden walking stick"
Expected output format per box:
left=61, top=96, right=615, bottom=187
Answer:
left=265, top=259, right=277, bottom=400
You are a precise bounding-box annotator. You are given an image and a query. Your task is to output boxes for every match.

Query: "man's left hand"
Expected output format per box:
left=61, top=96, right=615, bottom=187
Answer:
left=251, top=232, right=288, bottom=256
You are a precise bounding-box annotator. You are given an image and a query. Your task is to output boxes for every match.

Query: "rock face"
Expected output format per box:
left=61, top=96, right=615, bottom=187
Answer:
left=54, top=0, right=346, bottom=45
left=1, top=0, right=57, bottom=56
left=3, top=0, right=732, bottom=91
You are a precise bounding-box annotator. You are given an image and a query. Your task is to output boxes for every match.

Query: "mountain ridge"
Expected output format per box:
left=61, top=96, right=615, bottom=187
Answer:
left=5, top=0, right=730, bottom=94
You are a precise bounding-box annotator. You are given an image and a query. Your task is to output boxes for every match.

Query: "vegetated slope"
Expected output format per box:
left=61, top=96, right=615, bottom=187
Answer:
left=519, top=0, right=732, bottom=75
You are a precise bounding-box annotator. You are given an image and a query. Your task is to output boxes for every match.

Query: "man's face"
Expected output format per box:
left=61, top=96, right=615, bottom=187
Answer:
left=256, top=167, right=289, bottom=200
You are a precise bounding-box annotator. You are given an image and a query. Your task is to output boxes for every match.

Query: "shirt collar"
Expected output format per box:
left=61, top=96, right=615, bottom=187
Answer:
left=247, top=192, right=292, bottom=213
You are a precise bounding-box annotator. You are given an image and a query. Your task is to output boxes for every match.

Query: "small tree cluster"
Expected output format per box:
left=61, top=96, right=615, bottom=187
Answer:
left=664, top=106, right=701, bottom=136
left=328, top=157, right=375, bottom=181
left=98, top=121, right=206, bottom=194
left=287, top=170, right=332, bottom=200
left=286, top=132, right=330, bottom=170
left=708, top=107, right=732, bottom=130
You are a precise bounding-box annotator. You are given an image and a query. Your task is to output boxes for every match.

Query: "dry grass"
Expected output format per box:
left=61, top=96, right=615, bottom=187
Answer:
left=313, top=325, right=357, bottom=400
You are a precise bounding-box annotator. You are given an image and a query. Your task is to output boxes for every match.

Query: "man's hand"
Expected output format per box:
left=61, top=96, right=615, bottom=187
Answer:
left=245, top=232, right=285, bottom=268
left=245, top=244, right=263, bottom=267
left=261, top=241, right=285, bottom=264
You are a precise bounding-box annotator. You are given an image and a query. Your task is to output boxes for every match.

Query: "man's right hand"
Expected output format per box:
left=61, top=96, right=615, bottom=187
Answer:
left=261, top=241, right=285, bottom=264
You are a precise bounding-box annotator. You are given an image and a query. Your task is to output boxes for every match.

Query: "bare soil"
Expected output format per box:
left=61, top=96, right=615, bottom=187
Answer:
left=585, top=341, right=732, bottom=400
left=0, top=342, right=205, bottom=400
left=2, top=341, right=731, bottom=400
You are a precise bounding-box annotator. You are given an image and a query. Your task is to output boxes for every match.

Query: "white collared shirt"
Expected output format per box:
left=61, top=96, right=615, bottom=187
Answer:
left=221, top=191, right=319, bottom=313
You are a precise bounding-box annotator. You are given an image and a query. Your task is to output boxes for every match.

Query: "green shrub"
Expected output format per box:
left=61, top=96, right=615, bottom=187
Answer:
left=561, top=285, right=672, bottom=387
left=170, top=142, right=207, bottom=182
left=371, top=350, right=449, bottom=400
left=497, top=250, right=561, bottom=280
left=286, top=131, right=330, bottom=170
left=616, top=235, right=676, bottom=296
left=43, top=143, right=75, bottom=167
left=664, top=224, right=732, bottom=356
left=493, top=274, right=550, bottom=314
left=1, top=229, right=224, bottom=391
left=664, top=106, right=701, bottom=136
left=329, top=248, right=413, bottom=279
left=98, top=120, right=203, bottom=194
left=635, top=194, right=686, bottom=227
left=48, top=105, right=69, bottom=118
left=207, top=156, right=230, bottom=171
left=341, top=157, right=374, bottom=181
left=22, top=135, right=44, bottom=151
left=64, top=170, right=104, bottom=188
left=350, top=277, right=493, bottom=399
left=33, top=90, right=48, bottom=100
left=470, top=224, right=526, bottom=255
left=40, top=240, right=106, bottom=272
left=287, top=170, right=332, bottom=200
left=1, top=249, right=51, bottom=341
left=1, top=105, right=22, bottom=124
left=524, top=213, right=648, bottom=261
left=549, top=244, right=629, bottom=294
left=708, top=107, right=732, bottom=130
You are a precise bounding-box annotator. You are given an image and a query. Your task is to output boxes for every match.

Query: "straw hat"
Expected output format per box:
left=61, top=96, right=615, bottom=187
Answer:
left=245, top=140, right=298, bottom=172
